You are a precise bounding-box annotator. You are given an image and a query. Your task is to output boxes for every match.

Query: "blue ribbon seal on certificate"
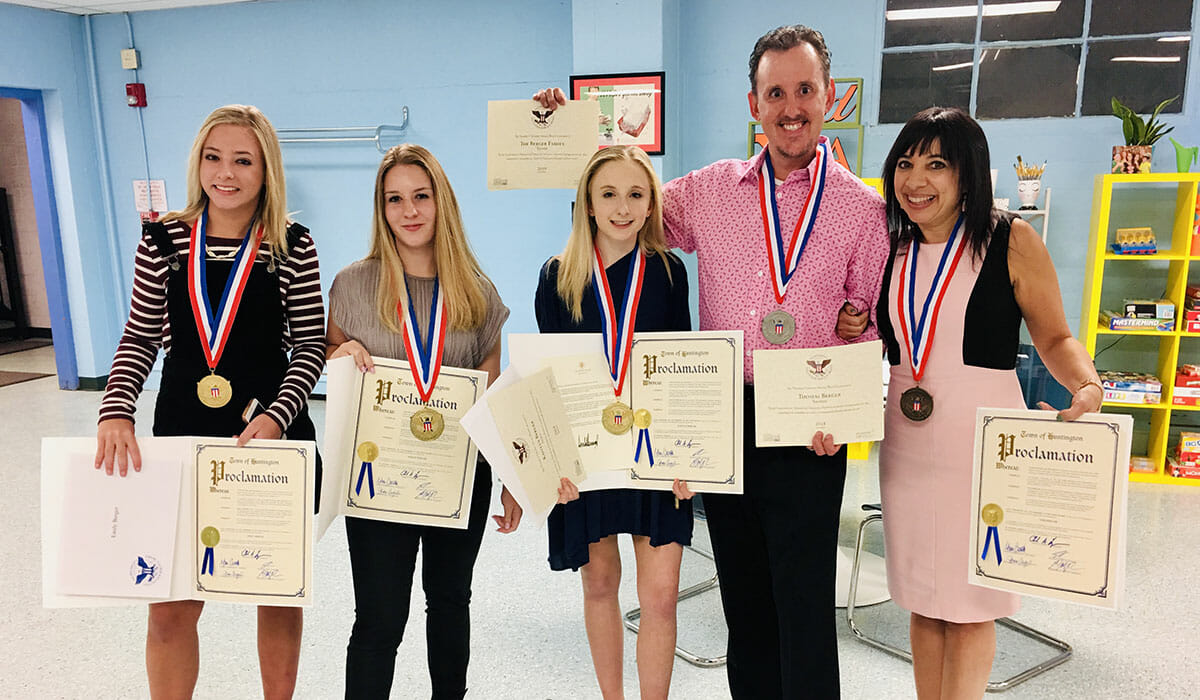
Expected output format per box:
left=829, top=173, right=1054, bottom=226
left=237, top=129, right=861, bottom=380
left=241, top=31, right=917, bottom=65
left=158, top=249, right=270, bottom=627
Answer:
left=980, top=503, right=1004, bottom=565
left=200, top=526, right=219, bottom=576
left=633, top=409, right=654, bottom=466
left=356, top=441, right=379, bottom=499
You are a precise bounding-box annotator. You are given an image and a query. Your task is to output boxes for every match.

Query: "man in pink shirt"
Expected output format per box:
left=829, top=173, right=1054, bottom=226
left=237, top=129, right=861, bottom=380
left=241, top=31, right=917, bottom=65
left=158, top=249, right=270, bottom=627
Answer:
left=537, top=23, right=887, bottom=699
left=662, top=25, right=887, bottom=699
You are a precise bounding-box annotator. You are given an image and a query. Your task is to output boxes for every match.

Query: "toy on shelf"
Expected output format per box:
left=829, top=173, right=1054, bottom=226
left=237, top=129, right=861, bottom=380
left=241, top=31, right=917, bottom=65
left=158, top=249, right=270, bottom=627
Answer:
left=1123, top=298, right=1174, bottom=319
left=1099, top=370, right=1162, bottom=404
left=1192, top=192, right=1200, bottom=255
left=1173, top=365, right=1200, bottom=405
left=1130, top=456, right=1157, bottom=473
left=1110, top=226, right=1157, bottom=254
left=1099, top=310, right=1174, bottom=331
left=1168, top=431, right=1200, bottom=478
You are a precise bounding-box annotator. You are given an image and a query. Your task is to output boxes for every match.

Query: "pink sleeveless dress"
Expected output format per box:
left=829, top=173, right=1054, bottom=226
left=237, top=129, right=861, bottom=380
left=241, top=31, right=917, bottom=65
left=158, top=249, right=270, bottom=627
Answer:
left=880, top=239, right=1022, bottom=623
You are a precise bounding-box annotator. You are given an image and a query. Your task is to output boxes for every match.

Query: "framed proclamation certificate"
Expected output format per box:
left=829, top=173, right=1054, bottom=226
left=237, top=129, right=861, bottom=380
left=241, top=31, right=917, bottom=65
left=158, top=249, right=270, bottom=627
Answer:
left=321, top=356, right=487, bottom=535
left=969, top=408, right=1132, bottom=609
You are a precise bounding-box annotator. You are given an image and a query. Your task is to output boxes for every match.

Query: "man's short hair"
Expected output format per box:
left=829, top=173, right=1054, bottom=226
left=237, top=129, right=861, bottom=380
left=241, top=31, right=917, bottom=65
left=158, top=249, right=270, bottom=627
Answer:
left=748, top=24, right=832, bottom=92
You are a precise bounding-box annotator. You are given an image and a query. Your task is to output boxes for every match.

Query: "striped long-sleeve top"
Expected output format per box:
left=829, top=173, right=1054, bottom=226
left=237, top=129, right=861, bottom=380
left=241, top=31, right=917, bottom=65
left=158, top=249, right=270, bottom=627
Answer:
left=99, top=219, right=326, bottom=431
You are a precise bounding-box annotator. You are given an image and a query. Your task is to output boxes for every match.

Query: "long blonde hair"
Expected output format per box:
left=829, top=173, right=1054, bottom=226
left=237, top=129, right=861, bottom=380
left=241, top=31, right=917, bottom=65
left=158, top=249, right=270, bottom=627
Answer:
left=165, top=104, right=290, bottom=256
left=368, top=144, right=489, bottom=332
left=557, top=146, right=670, bottom=321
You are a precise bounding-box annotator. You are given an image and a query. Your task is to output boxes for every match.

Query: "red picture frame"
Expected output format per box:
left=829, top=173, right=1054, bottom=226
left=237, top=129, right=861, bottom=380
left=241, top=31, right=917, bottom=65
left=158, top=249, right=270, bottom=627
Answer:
left=569, top=71, right=665, bottom=155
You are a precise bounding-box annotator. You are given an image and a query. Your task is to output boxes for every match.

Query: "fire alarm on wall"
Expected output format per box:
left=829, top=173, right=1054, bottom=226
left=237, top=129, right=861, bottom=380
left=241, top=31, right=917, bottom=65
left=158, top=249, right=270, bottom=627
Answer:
left=126, top=83, right=146, bottom=107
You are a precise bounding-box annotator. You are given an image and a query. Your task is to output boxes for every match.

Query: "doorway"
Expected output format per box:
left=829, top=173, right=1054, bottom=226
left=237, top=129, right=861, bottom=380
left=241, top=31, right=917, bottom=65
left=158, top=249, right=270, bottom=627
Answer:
left=0, top=88, right=78, bottom=389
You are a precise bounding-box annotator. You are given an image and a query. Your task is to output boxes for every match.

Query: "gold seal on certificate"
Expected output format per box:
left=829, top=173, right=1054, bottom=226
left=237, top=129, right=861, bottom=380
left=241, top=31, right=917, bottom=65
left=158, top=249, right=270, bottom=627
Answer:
left=602, top=401, right=634, bottom=435
left=197, top=374, right=232, bottom=409
left=900, top=386, right=933, bottom=422
left=410, top=408, right=445, bottom=441
left=633, top=408, right=652, bottom=429
left=981, top=503, right=1004, bottom=527
left=357, top=441, right=379, bottom=462
left=200, top=526, right=220, bottom=547
left=761, top=309, right=796, bottom=345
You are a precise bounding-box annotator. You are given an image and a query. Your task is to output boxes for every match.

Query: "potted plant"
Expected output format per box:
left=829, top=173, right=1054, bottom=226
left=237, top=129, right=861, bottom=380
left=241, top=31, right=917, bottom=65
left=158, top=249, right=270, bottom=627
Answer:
left=1111, top=95, right=1178, bottom=174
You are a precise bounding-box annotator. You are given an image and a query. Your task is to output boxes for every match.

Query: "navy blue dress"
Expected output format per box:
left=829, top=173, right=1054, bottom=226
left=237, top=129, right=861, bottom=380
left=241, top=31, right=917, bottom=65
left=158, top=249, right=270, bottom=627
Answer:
left=534, top=248, right=694, bottom=571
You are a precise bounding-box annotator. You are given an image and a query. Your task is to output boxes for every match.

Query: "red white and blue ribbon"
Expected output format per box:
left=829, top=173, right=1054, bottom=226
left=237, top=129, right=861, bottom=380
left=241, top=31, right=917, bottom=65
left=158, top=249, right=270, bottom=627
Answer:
left=400, top=277, right=448, bottom=403
left=895, top=215, right=968, bottom=382
left=759, top=137, right=828, bottom=304
left=592, top=247, right=645, bottom=398
left=188, top=206, right=263, bottom=373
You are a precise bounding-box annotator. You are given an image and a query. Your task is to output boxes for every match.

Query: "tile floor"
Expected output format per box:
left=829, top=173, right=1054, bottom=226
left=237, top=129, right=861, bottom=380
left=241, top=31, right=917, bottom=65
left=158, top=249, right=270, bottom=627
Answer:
left=3, top=345, right=1198, bottom=699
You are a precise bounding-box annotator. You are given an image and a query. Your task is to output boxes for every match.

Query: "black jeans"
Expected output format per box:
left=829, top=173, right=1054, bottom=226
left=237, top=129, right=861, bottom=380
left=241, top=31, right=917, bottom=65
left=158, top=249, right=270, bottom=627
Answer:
left=344, top=463, right=493, bottom=700
left=703, top=386, right=847, bottom=700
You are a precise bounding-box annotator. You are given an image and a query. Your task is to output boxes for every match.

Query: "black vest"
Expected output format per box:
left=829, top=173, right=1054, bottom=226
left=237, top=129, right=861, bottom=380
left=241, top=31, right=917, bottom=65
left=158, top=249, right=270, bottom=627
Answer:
left=878, top=214, right=1022, bottom=370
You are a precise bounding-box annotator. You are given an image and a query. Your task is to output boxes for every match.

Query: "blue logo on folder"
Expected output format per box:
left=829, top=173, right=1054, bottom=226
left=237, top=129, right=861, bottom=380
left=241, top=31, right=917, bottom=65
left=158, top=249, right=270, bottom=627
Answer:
left=130, top=555, right=160, bottom=585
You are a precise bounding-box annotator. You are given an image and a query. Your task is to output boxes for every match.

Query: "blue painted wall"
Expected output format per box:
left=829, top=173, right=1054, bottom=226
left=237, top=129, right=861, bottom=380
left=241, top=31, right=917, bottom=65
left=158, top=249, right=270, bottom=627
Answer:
left=2, top=0, right=1198, bottom=382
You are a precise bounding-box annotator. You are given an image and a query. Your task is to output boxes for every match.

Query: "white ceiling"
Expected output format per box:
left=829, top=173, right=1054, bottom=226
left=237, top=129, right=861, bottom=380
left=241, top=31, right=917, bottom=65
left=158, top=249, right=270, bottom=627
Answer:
left=0, top=0, right=251, bottom=14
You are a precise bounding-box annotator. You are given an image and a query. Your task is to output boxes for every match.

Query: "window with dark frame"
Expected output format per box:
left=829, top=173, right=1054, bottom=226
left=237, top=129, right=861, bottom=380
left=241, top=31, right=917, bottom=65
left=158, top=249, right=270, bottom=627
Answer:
left=878, top=0, right=1193, bottom=123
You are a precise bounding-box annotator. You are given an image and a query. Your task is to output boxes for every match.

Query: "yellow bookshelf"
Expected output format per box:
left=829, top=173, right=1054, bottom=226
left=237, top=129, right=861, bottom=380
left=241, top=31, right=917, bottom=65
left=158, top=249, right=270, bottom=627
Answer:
left=1079, top=172, right=1200, bottom=486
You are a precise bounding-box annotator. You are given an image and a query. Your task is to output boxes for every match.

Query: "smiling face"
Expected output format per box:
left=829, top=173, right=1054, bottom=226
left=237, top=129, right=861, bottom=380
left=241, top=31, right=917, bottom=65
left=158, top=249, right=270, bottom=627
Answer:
left=198, top=124, right=265, bottom=221
left=588, top=159, right=652, bottom=251
left=383, top=163, right=438, bottom=258
left=748, top=43, right=836, bottom=178
left=893, top=138, right=963, bottom=241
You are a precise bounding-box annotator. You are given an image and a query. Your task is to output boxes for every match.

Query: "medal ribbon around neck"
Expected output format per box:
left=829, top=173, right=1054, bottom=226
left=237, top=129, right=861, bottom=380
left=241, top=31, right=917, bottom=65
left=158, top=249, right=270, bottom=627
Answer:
left=759, top=138, right=828, bottom=304
left=592, top=247, right=645, bottom=399
left=188, top=207, right=264, bottom=373
left=896, top=215, right=968, bottom=382
left=399, top=277, right=448, bottom=404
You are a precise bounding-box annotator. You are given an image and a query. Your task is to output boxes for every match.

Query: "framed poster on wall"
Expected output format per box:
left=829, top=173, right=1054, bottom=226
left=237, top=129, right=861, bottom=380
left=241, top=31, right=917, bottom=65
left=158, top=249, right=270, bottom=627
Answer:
left=569, top=71, right=665, bottom=155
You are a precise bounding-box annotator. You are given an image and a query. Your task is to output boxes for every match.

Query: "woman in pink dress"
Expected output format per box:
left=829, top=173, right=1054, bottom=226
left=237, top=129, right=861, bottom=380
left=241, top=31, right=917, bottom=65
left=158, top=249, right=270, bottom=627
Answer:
left=837, top=107, right=1102, bottom=699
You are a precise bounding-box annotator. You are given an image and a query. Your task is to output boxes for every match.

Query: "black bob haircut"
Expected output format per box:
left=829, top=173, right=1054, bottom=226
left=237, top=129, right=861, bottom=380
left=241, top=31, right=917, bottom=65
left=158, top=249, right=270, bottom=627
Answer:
left=881, top=106, right=996, bottom=260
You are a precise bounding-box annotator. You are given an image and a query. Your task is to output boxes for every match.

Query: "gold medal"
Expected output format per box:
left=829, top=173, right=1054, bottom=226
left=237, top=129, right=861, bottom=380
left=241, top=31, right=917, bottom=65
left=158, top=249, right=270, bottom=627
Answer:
left=411, top=407, right=444, bottom=441
left=200, top=526, right=220, bottom=547
left=197, top=373, right=233, bottom=409
left=602, top=401, right=634, bottom=435
left=357, top=441, right=379, bottom=462
left=633, top=408, right=652, bottom=429
left=981, top=503, right=1004, bottom=527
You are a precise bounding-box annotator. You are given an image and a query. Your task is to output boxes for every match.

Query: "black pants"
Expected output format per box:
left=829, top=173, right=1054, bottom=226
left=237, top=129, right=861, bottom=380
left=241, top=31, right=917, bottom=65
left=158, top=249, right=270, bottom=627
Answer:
left=703, top=386, right=847, bottom=700
left=344, top=463, right=493, bottom=700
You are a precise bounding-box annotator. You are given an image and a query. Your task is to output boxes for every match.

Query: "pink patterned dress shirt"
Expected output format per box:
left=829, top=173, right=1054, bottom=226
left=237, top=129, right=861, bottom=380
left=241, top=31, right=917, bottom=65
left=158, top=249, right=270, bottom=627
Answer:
left=663, top=139, right=889, bottom=384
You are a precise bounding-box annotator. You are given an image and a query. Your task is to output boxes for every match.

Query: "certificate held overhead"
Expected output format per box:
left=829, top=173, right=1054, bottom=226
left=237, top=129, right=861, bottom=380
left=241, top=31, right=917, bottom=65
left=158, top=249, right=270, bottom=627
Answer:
left=486, top=100, right=600, bottom=190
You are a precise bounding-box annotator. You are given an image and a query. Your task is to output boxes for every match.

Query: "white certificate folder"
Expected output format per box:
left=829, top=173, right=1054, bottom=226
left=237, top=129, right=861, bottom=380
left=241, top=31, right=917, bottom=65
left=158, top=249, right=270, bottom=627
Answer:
left=54, top=443, right=182, bottom=599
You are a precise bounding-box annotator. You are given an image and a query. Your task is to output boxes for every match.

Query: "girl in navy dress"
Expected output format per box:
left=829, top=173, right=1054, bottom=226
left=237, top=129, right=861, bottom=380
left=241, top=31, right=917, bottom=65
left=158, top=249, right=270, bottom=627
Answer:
left=533, top=145, right=693, bottom=700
